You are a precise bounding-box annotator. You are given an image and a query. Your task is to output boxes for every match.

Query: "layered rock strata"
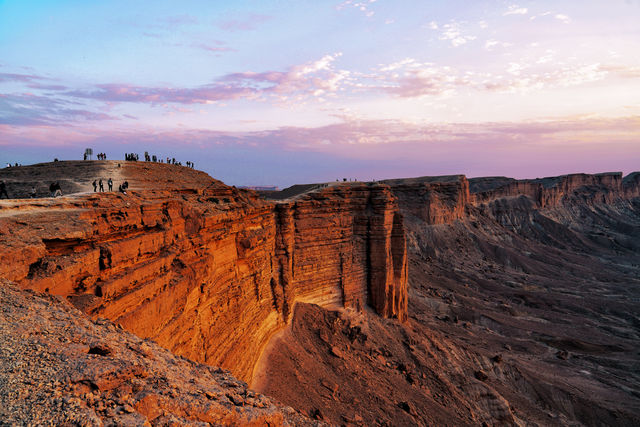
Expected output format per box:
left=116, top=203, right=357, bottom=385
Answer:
left=379, top=171, right=640, bottom=225
left=0, top=280, right=317, bottom=426
left=381, top=175, right=470, bottom=224
left=0, top=162, right=407, bottom=383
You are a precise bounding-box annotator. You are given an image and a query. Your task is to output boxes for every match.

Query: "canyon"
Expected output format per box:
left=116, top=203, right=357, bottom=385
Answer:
left=1, top=161, right=639, bottom=425
left=0, top=161, right=407, bottom=385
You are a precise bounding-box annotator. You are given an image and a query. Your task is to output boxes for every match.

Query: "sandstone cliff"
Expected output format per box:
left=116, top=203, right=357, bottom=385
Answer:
left=378, top=171, right=640, bottom=226
left=0, top=161, right=407, bottom=383
left=380, top=175, right=471, bottom=224
left=0, top=279, right=317, bottom=426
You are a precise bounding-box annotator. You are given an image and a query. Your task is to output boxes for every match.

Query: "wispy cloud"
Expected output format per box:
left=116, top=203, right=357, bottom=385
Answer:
left=371, top=59, right=470, bottom=97
left=4, top=55, right=640, bottom=122
left=51, top=53, right=347, bottom=106
left=159, top=14, right=198, bottom=26
left=65, top=83, right=253, bottom=105
left=191, top=41, right=235, bottom=54
left=530, top=11, right=571, bottom=24
left=503, top=5, right=528, bottom=16
left=0, top=93, right=115, bottom=126
left=336, top=0, right=378, bottom=18
left=437, top=22, right=477, bottom=47
left=5, top=114, right=638, bottom=163
left=484, top=39, right=513, bottom=51
left=216, top=13, right=272, bottom=31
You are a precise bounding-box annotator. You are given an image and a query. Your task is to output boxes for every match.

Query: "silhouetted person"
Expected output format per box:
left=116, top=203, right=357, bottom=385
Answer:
left=122, top=181, right=129, bottom=190
left=99, top=179, right=104, bottom=192
left=50, top=182, right=62, bottom=197
left=92, top=180, right=97, bottom=192
left=0, top=181, right=9, bottom=199
left=30, top=186, right=37, bottom=198
left=108, top=178, right=113, bottom=191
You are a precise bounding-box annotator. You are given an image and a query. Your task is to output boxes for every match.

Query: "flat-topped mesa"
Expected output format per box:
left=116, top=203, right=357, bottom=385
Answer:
left=470, top=172, right=634, bottom=207
left=367, top=172, right=640, bottom=228
left=380, top=175, right=471, bottom=224
left=623, top=172, right=640, bottom=199
left=0, top=161, right=408, bottom=383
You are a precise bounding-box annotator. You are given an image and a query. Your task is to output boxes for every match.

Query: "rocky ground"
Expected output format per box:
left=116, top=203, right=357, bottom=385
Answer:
left=0, top=160, right=219, bottom=198
left=0, top=279, right=319, bottom=426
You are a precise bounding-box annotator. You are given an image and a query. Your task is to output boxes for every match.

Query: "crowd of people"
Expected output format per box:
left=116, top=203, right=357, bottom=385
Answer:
left=120, top=151, right=194, bottom=168
left=82, top=153, right=107, bottom=160
left=93, top=178, right=128, bottom=194
left=80, top=150, right=196, bottom=169
left=1, top=149, right=198, bottom=200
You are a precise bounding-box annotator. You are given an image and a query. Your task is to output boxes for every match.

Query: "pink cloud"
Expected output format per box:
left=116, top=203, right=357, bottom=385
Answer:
left=159, top=14, right=198, bottom=26
left=3, top=115, right=638, bottom=185
left=65, top=83, right=254, bottom=104
left=63, top=53, right=346, bottom=105
left=193, top=42, right=235, bottom=54
left=216, top=14, right=272, bottom=31
left=0, top=93, right=115, bottom=126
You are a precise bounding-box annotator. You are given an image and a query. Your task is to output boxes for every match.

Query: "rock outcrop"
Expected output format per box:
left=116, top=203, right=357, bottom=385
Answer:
left=273, top=185, right=407, bottom=323
left=381, top=175, right=470, bottom=224
left=470, top=172, right=631, bottom=207
left=0, top=161, right=407, bottom=383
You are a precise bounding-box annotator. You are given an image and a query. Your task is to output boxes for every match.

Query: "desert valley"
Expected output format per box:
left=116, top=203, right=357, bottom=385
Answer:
left=2, top=2, right=640, bottom=425
left=0, top=160, right=638, bottom=425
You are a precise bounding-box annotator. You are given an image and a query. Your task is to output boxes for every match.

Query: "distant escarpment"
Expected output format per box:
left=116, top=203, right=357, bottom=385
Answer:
left=379, top=171, right=640, bottom=225
left=0, top=161, right=407, bottom=383
left=257, top=171, right=640, bottom=426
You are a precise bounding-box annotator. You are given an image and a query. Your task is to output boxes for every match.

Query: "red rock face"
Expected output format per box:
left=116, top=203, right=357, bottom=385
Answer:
left=273, top=185, right=408, bottom=323
left=381, top=175, right=471, bottom=224
left=0, top=162, right=408, bottom=383
left=471, top=172, right=628, bottom=207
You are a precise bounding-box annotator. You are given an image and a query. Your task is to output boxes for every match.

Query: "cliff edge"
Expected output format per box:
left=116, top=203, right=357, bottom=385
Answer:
left=0, top=161, right=408, bottom=383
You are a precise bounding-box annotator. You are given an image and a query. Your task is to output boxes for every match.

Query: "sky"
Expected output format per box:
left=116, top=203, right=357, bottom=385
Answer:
left=1, top=0, right=639, bottom=187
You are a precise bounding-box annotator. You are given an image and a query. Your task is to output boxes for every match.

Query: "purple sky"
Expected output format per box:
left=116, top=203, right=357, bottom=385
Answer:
left=1, top=1, right=639, bottom=186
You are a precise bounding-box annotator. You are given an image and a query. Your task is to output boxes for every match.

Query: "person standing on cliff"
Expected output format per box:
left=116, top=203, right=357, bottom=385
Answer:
left=107, top=178, right=113, bottom=191
left=0, top=181, right=9, bottom=199
left=50, top=182, right=62, bottom=197
left=92, top=180, right=97, bottom=192
left=99, top=179, right=104, bottom=192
